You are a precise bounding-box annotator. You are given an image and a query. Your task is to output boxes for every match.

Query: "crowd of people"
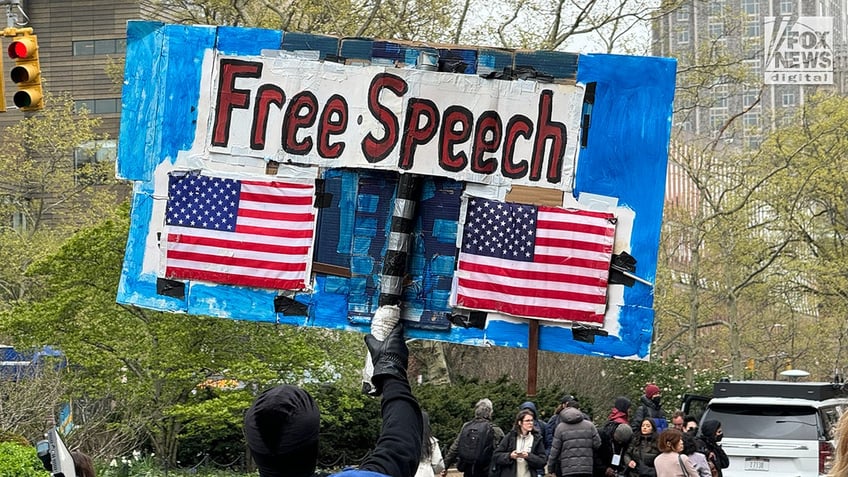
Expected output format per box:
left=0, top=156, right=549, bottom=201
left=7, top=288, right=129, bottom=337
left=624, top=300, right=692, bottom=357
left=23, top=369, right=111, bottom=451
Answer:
left=42, top=321, right=848, bottom=477
left=239, top=323, right=734, bottom=477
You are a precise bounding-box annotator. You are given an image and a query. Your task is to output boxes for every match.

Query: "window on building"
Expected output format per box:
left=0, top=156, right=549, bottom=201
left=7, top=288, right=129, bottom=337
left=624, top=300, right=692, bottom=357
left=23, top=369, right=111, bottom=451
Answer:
left=745, top=21, right=760, bottom=37
left=677, top=5, right=690, bottom=21
left=74, top=140, right=117, bottom=185
left=12, top=211, right=27, bottom=233
left=73, top=38, right=127, bottom=56
left=746, top=136, right=761, bottom=149
left=74, top=140, right=117, bottom=166
left=75, top=98, right=121, bottom=114
left=743, top=111, right=760, bottom=128
left=779, top=0, right=793, bottom=14
left=743, top=91, right=758, bottom=108
left=743, top=59, right=761, bottom=79
left=710, top=108, right=727, bottom=131
left=713, top=84, right=729, bottom=109
left=782, top=91, right=796, bottom=106
left=677, top=29, right=690, bottom=44
left=710, top=0, right=726, bottom=16
left=709, top=20, right=724, bottom=39
left=742, top=0, right=759, bottom=15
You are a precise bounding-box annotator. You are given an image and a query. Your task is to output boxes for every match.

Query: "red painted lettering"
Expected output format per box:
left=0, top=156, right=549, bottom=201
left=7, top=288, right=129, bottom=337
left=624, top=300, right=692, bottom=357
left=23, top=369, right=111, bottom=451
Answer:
left=251, top=85, right=285, bottom=150
left=212, top=59, right=262, bottom=147
left=502, top=115, right=533, bottom=178
left=531, top=90, right=566, bottom=183
left=438, top=105, right=472, bottom=172
left=470, top=111, right=502, bottom=174
left=399, top=98, right=439, bottom=170
left=361, top=73, right=408, bottom=163
left=317, top=94, right=349, bottom=159
left=282, top=91, right=319, bottom=155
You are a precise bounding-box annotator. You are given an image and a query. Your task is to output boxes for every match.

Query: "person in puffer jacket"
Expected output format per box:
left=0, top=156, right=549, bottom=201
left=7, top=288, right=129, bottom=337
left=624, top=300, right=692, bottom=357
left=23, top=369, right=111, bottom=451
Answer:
left=546, top=399, right=601, bottom=477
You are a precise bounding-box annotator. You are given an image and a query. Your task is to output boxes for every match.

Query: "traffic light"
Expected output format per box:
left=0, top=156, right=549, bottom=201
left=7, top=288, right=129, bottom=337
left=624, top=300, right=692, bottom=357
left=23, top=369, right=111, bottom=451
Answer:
left=8, top=33, right=42, bottom=111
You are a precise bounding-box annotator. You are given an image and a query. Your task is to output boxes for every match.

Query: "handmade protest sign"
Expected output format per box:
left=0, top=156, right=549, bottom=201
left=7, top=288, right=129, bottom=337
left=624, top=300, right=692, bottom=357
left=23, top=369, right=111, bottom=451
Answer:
left=117, top=21, right=676, bottom=359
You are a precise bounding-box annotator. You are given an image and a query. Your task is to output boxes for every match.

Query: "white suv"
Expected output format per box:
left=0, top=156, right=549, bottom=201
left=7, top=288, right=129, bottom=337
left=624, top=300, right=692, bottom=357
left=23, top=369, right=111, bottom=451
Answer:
left=696, top=380, right=848, bottom=477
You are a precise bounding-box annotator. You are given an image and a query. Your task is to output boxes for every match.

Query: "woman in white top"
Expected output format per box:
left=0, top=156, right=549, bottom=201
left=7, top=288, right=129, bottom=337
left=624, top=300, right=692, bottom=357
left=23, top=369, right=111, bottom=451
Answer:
left=491, top=409, right=546, bottom=477
left=415, top=411, right=445, bottom=477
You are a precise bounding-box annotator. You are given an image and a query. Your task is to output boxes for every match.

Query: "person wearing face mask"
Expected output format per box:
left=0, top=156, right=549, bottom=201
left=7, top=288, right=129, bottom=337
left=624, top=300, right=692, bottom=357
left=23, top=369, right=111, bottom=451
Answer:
left=631, top=384, right=668, bottom=434
left=695, top=420, right=728, bottom=477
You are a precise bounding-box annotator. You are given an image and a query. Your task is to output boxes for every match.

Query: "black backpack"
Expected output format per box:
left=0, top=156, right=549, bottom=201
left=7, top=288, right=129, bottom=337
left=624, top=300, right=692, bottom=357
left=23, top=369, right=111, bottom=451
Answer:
left=457, top=420, right=493, bottom=473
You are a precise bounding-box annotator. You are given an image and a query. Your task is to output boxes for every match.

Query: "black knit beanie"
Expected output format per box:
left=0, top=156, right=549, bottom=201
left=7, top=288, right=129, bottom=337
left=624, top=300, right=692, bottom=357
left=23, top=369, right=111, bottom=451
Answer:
left=614, top=396, right=631, bottom=413
left=244, top=385, right=320, bottom=477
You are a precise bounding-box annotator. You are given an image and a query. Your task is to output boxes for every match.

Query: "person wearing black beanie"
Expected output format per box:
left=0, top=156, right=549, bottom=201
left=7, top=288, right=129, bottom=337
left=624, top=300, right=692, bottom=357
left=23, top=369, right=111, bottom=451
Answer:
left=244, top=385, right=321, bottom=477
left=244, top=324, right=422, bottom=477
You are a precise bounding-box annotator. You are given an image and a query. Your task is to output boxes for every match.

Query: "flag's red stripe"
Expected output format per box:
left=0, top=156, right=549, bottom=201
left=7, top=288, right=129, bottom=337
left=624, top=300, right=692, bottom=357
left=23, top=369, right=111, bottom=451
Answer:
left=242, top=179, right=314, bottom=189
left=237, top=208, right=314, bottom=222
left=167, top=250, right=308, bottom=272
left=167, top=234, right=310, bottom=255
left=535, top=236, right=614, bottom=253
left=165, top=267, right=305, bottom=290
left=455, top=295, right=605, bottom=323
left=531, top=254, right=611, bottom=269
left=458, top=260, right=607, bottom=287
left=537, top=219, right=616, bottom=237
left=234, top=224, right=314, bottom=238
left=539, top=206, right=616, bottom=220
left=458, top=277, right=608, bottom=305
left=240, top=191, right=313, bottom=206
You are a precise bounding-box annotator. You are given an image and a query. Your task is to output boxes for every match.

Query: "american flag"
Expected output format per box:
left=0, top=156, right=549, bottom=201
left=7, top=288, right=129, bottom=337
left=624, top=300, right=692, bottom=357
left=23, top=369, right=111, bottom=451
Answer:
left=454, top=197, right=616, bottom=323
left=163, top=173, right=315, bottom=290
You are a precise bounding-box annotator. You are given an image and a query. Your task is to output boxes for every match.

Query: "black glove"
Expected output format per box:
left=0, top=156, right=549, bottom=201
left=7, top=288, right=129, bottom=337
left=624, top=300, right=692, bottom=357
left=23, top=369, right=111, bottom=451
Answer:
left=364, top=324, right=409, bottom=395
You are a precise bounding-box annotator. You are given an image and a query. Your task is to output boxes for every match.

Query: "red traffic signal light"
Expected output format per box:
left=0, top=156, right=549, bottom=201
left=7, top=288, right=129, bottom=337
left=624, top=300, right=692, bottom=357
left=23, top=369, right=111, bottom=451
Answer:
left=7, top=34, right=42, bottom=111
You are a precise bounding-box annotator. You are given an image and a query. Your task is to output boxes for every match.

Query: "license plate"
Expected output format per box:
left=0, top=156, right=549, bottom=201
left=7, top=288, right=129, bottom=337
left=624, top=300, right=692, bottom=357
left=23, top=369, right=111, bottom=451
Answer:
left=744, top=458, right=769, bottom=471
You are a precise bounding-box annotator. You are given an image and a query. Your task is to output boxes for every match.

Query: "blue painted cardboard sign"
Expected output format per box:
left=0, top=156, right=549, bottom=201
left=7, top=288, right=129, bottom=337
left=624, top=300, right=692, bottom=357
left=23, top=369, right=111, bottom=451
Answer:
left=117, top=21, right=676, bottom=359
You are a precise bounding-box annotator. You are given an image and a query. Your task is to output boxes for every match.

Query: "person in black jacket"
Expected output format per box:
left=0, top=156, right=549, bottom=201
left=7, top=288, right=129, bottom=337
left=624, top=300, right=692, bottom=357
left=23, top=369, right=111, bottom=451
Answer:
left=243, top=324, right=422, bottom=477
left=492, top=409, right=547, bottom=477
left=696, top=420, right=729, bottom=477
left=630, top=384, right=668, bottom=433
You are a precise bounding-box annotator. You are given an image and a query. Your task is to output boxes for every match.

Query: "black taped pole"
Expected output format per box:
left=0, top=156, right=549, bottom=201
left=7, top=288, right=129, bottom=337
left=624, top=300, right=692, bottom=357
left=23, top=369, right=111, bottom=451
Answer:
left=362, top=173, right=423, bottom=394
left=379, top=173, right=422, bottom=307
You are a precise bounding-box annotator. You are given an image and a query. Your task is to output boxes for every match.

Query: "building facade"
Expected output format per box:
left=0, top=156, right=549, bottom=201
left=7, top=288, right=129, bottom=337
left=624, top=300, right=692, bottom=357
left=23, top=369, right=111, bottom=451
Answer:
left=653, top=0, right=848, bottom=149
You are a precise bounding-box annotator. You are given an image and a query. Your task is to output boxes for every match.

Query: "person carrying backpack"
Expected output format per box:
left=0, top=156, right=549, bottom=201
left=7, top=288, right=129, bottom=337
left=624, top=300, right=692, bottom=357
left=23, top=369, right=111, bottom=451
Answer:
left=443, top=398, right=505, bottom=477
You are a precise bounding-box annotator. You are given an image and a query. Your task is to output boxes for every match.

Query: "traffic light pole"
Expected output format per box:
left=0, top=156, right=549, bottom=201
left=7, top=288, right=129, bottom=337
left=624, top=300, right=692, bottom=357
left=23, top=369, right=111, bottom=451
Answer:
left=0, top=0, right=26, bottom=29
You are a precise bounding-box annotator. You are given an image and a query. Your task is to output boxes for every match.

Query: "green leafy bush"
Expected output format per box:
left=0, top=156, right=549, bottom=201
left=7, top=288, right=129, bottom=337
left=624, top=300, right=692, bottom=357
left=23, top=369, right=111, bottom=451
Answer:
left=0, top=442, right=50, bottom=477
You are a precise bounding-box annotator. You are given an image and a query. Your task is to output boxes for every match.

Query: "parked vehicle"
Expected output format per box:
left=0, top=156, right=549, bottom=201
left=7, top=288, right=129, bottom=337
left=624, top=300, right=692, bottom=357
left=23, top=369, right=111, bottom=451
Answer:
left=684, top=377, right=848, bottom=477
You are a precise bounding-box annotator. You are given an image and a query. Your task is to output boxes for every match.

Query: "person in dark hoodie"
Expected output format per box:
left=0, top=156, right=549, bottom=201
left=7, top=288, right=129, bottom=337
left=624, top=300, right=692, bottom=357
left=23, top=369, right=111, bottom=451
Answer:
left=547, top=398, right=600, bottom=477
left=519, top=401, right=547, bottom=477
left=593, top=423, right=632, bottom=477
left=519, top=401, right=546, bottom=436
left=696, top=420, right=729, bottom=477
left=631, top=384, right=667, bottom=433
left=594, top=398, right=632, bottom=477
left=243, top=324, right=422, bottom=477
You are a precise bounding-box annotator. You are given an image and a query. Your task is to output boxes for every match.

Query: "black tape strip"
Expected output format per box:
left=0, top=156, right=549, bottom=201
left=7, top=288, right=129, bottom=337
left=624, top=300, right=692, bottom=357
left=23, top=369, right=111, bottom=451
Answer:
left=389, top=216, right=415, bottom=234
left=274, top=295, right=308, bottom=316
left=378, top=294, right=402, bottom=307
left=313, top=179, right=332, bottom=208
left=156, top=278, right=185, bottom=299
left=580, top=82, right=597, bottom=148
left=608, top=251, right=637, bottom=286
left=382, top=250, right=408, bottom=276
left=448, top=311, right=487, bottom=329
left=572, top=326, right=608, bottom=344
left=396, top=174, right=423, bottom=200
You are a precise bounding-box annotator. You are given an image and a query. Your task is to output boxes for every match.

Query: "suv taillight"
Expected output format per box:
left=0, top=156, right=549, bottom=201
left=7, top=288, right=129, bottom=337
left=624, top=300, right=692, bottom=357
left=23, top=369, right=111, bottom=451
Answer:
left=820, top=440, right=834, bottom=474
